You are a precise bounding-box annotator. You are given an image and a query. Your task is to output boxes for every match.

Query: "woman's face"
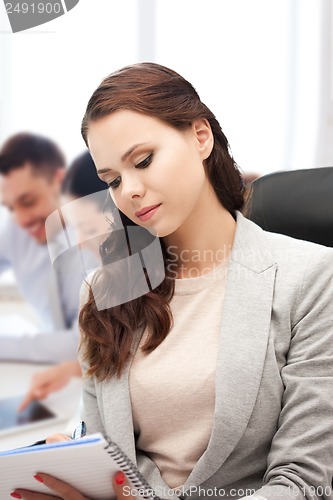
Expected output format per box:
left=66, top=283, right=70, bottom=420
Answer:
left=87, top=110, right=213, bottom=239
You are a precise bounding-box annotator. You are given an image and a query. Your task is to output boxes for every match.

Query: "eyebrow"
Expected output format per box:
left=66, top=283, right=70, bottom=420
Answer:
left=97, top=143, right=149, bottom=175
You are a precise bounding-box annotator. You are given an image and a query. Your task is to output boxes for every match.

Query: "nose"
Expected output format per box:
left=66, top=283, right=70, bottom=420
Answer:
left=121, top=172, right=146, bottom=199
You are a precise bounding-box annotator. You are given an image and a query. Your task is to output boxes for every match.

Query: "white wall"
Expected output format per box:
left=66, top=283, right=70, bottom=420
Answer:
left=0, top=0, right=139, bottom=164
left=0, top=0, right=332, bottom=174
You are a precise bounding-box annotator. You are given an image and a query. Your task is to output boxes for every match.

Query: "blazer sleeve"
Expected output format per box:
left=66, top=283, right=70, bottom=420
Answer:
left=255, top=246, right=333, bottom=500
left=78, top=280, right=105, bottom=436
left=80, top=364, right=105, bottom=436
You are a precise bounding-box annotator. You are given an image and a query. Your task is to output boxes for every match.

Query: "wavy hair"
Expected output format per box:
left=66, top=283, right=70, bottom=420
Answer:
left=79, top=62, right=244, bottom=379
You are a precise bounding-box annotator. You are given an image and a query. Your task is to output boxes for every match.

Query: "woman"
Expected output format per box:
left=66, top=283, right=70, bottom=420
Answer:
left=13, top=63, right=333, bottom=500
left=19, top=151, right=111, bottom=411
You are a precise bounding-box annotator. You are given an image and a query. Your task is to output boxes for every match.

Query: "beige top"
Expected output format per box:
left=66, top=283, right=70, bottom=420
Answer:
left=129, top=259, right=228, bottom=488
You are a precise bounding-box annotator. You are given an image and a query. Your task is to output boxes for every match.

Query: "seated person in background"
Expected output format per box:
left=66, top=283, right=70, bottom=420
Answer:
left=0, top=134, right=95, bottom=362
left=20, top=150, right=109, bottom=410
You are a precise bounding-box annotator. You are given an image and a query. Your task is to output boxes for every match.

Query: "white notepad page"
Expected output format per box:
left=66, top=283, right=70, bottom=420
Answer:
left=0, top=433, right=123, bottom=500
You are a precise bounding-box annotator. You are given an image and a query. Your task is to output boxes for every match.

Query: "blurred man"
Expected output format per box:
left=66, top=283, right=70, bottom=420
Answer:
left=0, top=133, right=89, bottom=362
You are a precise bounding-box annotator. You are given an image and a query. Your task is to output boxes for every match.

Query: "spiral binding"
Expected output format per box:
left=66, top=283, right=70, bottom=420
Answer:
left=104, top=438, right=162, bottom=500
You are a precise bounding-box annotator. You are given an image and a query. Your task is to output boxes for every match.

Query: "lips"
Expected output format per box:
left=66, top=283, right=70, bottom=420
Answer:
left=25, top=220, right=46, bottom=240
left=135, top=203, right=161, bottom=221
left=135, top=204, right=161, bottom=217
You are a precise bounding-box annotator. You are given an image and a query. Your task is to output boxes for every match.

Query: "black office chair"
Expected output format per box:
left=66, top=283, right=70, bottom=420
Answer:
left=245, top=166, right=333, bottom=247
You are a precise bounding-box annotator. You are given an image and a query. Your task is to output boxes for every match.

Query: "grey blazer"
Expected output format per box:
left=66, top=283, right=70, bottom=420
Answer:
left=81, top=213, right=333, bottom=500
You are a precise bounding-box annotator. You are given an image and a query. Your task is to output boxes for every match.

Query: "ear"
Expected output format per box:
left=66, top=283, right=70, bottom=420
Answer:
left=192, top=119, right=214, bottom=160
left=54, top=167, right=66, bottom=185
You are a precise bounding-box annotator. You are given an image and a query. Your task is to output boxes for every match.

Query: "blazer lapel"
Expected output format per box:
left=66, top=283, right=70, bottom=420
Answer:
left=100, top=330, right=144, bottom=465
left=100, top=329, right=183, bottom=498
left=184, top=213, right=277, bottom=488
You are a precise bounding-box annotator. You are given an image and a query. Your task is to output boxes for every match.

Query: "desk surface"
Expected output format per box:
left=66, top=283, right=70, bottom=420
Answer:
left=0, top=300, right=82, bottom=451
left=0, top=362, right=82, bottom=451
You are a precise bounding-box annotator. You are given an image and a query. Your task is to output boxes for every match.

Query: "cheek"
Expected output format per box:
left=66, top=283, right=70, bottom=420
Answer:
left=43, top=194, right=57, bottom=211
left=110, top=189, right=132, bottom=215
left=32, top=202, right=47, bottom=216
left=109, top=189, right=118, bottom=207
left=108, top=191, right=131, bottom=223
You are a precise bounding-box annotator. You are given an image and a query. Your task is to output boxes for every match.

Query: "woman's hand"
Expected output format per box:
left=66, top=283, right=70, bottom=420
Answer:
left=45, top=434, right=72, bottom=444
left=11, top=471, right=134, bottom=500
left=19, top=361, right=82, bottom=411
left=112, top=472, right=134, bottom=500
left=11, top=472, right=88, bottom=500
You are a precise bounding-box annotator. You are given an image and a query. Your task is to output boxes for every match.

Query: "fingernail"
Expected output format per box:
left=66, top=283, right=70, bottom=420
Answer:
left=10, top=492, right=22, bottom=499
left=34, top=474, right=44, bottom=483
left=115, top=471, right=125, bottom=485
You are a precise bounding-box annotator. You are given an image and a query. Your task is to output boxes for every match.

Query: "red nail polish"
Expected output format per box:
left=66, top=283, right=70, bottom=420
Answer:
left=115, top=471, right=125, bottom=485
left=10, top=492, right=22, bottom=499
left=34, top=474, right=44, bottom=483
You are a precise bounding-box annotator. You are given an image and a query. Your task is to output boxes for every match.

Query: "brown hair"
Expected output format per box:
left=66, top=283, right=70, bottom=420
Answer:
left=80, top=62, right=244, bottom=380
left=0, top=132, right=65, bottom=178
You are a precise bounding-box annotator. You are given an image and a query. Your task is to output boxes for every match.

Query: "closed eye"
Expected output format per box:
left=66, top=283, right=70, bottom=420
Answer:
left=135, top=153, right=153, bottom=169
left=108, top=176, right=121, bottom=189
left=107, top=153, right=154, bottom=190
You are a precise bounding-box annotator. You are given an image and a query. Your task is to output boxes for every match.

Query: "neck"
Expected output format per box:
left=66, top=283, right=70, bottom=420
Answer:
left=163, top=186, right=237, bottom=279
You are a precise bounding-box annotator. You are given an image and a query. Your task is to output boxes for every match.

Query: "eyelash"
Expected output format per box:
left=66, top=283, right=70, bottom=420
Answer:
left=107, top=153, right=153, bottom=190
left=108, top=178, right=121, bottom=189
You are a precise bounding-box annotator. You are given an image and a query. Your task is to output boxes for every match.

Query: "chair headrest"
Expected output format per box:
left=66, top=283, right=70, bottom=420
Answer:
left=245, top=167, right=333, bottom=247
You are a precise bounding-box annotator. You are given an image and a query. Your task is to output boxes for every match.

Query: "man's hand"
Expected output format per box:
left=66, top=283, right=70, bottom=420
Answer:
left=19, top=361, right=82, bottom=411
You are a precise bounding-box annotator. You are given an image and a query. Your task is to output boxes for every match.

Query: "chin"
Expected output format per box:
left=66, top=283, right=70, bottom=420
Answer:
left=151, top=227, right=176, bottom=239
left=35, top=233, right=48, bottom=245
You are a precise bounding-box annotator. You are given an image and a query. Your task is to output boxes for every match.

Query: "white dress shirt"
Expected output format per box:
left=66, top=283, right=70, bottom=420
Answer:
left=0, top=214, right=97, bottom=363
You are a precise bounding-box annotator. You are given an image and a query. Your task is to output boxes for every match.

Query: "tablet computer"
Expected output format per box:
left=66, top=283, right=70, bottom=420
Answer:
left=0, top=395, right=64, bottom=437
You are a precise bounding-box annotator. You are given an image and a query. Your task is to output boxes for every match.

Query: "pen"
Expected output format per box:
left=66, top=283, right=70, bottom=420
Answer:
left=71, top=420, right=87, bottom=440
left=26, top=420, right=87, bottom=447
left=27, top=439, right=47, bottom=447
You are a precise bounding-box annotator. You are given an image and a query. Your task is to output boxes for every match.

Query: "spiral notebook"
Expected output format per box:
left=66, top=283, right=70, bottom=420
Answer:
left=0, top=433, right=160, bottom=500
